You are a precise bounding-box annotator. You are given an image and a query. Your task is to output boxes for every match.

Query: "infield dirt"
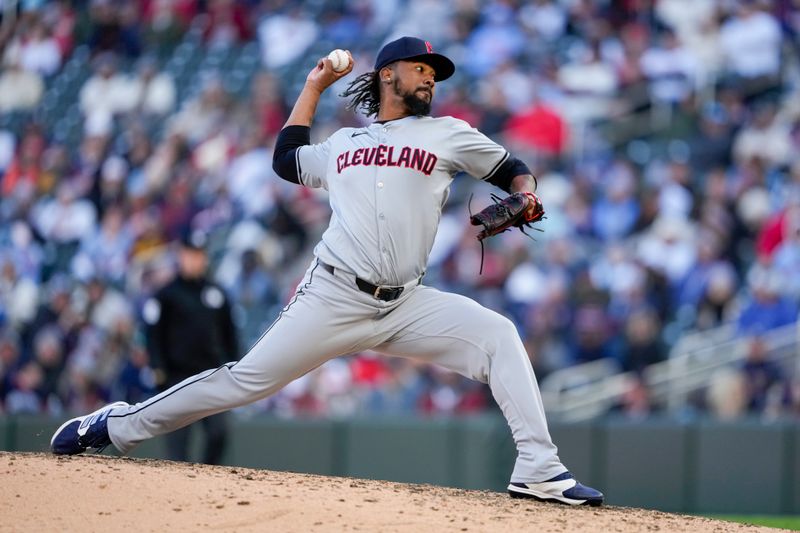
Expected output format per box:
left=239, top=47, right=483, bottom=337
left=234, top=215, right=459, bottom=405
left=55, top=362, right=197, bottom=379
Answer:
left=0, top=452, right=788, bottom=532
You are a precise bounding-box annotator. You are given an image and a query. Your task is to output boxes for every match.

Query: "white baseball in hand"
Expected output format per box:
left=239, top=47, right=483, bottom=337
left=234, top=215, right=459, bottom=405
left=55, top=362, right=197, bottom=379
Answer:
left=327, top=49, right=350, bottom=72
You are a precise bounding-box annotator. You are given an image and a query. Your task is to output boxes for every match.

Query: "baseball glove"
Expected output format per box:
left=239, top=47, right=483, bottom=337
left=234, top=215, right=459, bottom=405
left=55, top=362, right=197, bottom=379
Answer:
left=470, top=191, right=545, bottom=241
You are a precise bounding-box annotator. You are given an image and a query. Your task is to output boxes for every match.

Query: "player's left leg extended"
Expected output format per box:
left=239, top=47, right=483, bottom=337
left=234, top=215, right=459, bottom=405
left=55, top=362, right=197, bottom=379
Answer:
left=375, top=285, right=603, bottom=506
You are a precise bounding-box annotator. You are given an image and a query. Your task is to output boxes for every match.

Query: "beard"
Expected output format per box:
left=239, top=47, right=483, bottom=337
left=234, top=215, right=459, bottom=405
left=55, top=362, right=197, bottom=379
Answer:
left=394, top=80, right=432, bottom=116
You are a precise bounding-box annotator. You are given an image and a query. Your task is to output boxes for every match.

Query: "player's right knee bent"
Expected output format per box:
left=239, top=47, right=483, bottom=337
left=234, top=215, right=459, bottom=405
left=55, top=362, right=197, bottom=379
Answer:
left=484, top=313, right=520, bottom=343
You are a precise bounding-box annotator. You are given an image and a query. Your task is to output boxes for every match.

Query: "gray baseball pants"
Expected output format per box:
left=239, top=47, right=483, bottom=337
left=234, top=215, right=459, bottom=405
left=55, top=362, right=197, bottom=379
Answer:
left=107, top=258, right=565, bottom=482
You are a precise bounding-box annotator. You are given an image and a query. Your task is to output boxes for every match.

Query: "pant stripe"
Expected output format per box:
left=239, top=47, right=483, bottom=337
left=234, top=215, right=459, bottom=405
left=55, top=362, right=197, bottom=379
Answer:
left=240, top=259, right=320, bottom=354
left=110, top=261, right=321, bottom=420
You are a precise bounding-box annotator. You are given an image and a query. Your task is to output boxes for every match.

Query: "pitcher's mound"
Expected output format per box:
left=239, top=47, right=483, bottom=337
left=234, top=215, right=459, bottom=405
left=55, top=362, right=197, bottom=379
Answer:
left=0, top=452, right=783, bottom=532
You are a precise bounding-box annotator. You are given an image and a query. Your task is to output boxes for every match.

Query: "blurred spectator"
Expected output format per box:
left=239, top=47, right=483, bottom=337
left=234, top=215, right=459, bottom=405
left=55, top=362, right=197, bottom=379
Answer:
left=319, top=5, right=365, bottom=49
left=39, top=143, right=72, bottom=198
left=202, top=0, right=252, bottom=48
left=732, top=100, right=793, bottom=170
left=141, top=131, right=187, bottom=194
left=433, top=85, right=481, bottom=127
left=755, top=187, right=800, bottom=259
left=0, top=256, right=38, bottom=330
left=595, top=246, right=652, bottom=323
left=113, top=342, right=156, bottom=404
left=614, top=373, right=653, bottom=420
left=637, top=216, right=697, bottom=286
left=73, top=205, right=133, bottom=284
left=736, top=266, right=798, bottom=335
left=1, top=125, right=46, bottom=197
left=655, top=0, right=717, bottom=44
left=257, top=6, right=319, bottom=70
left=225, top=249, right=278, bottom=348
left=418, top=367, right=489, bottom=414
left=30, top=182, right=97, bottom=247
left=639, top=27, right=696, bottom=107
left=620, top=308, right=667, bottom=372
left=706, top=366, right=747, bottom=420
left=475, top=84, right=511, bottom=137
left=250, top=71, right=287, bottom=139
left=3, top=220, right=43, bottom=282
left=168, top=73, right=230, bottom=144
left=570, top=304, right=616, bottom=364
left=226, top=129, right=274, bottom=218
left=73, top=134, right=110, bottom=200
left=392, top=0, right=453, bottom=46
left=772, top=206, right=800, bottom=298
left=557, top=40, right=619, bottom=124
left=5, top=361, right=45, bottom=414
left=518, top=0, right=568, bottom=44
left=0, top=130, right=14, bottom=175
left=142, top=0, right=196, bottom=52
left=128, top=56, right=176, bottom=116
left=361, top=358, right=427, bottom=414
left=24, top=275, right=73, bottom=351
left=590, top=160, right=640, bottom=241
left=719, top=1, right=782, bottom=89
left=657, top=160, right=694, bottom=219
left=462, top=5, right=526, bottom=78
left=739, top=335, right=785, bottom=413
left=0, top=331, right=22, bottom=407
left=87, top=0, right=142, bottom=58
left=78, top=53, right=137, bottom=129
left=787, top=375, right=800, bottom=418
left=694, top=263, right=739, bottom=330
left=159, top=173, right=197, bottom=240
left=14, top=18, right=63, bottom=76
left=688, top=103, right=735, bottom=173
left=91, top=155, right=129, bottom=215
left=0, top=59, right=44, bottom=113
left=676, top=231, right=731, bottom=309
left=44, top=0, right=77, bottom=58
left=31, top=326, right=65, bottom=410
left=504, top=95, right=568, bottom=158
left=613, top=23, right=648, bottom=109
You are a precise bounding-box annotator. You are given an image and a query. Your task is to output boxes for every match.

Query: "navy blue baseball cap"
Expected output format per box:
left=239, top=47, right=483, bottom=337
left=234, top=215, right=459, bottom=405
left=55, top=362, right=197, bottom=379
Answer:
left=374, top=37, right=455, bottom=82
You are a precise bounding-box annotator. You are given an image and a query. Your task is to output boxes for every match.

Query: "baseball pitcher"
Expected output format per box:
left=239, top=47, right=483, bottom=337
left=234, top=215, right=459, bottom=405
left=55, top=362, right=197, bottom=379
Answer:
left=51, top=36, right=603, bottom=506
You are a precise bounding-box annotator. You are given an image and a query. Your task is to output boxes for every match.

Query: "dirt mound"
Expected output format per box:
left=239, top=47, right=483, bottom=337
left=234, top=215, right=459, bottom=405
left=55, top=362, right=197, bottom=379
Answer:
left=0, top=452, right=784, bottom=532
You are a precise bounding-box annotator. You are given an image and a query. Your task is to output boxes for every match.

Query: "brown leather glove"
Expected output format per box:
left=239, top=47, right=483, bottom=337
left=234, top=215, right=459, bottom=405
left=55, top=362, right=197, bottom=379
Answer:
left=470, top=191, right=545, bottom=241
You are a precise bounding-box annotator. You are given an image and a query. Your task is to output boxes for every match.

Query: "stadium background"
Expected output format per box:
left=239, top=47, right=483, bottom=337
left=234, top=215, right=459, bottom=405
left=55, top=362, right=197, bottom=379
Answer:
left=0, top=0, right=798, bottom=518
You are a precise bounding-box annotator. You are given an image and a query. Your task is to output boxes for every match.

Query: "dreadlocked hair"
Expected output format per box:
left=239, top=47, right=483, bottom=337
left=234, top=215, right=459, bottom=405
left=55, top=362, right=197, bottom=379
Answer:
left=340, top=70, right=381, bottom=117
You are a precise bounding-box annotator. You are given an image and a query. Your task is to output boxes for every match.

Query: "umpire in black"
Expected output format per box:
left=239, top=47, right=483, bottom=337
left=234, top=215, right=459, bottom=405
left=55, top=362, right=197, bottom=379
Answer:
left=142, top=229, right=238, bottom=464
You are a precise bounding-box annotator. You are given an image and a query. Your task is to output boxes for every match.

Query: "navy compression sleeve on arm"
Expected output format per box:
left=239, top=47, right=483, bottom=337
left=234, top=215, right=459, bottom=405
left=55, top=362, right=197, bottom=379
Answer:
left=272, top=125, right=311, bottom=184
left=486, top=156, right=535, bottom=193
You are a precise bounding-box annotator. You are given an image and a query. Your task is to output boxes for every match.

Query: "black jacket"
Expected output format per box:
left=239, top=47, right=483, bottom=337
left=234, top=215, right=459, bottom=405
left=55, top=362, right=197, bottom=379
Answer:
left=144, top=275, right=238, bottom=389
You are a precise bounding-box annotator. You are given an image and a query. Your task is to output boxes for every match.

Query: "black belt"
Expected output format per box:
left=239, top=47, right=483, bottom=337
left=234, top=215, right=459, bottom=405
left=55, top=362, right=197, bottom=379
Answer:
left=318, top=260, right=407, bottom=302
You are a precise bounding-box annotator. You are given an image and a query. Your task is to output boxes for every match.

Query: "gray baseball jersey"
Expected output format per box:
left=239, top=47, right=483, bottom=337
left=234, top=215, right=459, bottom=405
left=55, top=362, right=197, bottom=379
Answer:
left=104, top=114, right=567, bottom=485
left=299, top=115, right=508, bottom=286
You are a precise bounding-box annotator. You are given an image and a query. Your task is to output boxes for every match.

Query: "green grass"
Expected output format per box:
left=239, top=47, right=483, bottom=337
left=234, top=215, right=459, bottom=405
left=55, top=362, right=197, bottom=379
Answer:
left=709, top=516, right=800, bottom=531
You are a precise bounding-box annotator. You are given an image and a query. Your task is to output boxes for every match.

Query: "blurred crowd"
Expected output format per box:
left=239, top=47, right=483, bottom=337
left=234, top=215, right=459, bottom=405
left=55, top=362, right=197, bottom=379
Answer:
left=0, top=0, right=799, bottom=420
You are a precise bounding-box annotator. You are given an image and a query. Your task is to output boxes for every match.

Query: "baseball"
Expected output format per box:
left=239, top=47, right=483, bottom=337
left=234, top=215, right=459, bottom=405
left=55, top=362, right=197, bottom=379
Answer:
left=327, top=49, right=350, bottom=72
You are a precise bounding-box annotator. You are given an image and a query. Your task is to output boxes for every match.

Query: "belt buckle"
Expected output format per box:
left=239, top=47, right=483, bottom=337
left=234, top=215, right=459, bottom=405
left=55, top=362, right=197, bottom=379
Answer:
left=374, top=285, right=403, bottom=301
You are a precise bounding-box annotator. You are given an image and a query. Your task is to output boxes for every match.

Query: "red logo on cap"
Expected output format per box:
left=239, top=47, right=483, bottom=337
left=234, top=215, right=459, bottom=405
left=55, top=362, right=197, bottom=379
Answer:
left=425, top=41, right=433, bottom=53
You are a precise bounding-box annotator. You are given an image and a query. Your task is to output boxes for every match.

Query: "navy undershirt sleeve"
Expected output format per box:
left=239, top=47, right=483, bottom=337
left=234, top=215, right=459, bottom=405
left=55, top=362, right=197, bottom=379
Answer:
left=486, top=156, right=535, bottom=193
left=272, top=125, right=311, bottom=184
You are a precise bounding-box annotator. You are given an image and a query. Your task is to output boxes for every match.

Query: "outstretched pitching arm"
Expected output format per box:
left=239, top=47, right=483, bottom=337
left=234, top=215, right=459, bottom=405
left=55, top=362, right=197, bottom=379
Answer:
left=272, top=51, right=354, bottom=183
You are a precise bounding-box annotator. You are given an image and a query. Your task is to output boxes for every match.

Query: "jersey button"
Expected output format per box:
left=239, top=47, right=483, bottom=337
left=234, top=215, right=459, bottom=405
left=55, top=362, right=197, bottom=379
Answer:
left=382, top=248, right=388, bottom=254
left=377, top=182, right=384, bottom=188
left=379, top=213, right=385, bottom=220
